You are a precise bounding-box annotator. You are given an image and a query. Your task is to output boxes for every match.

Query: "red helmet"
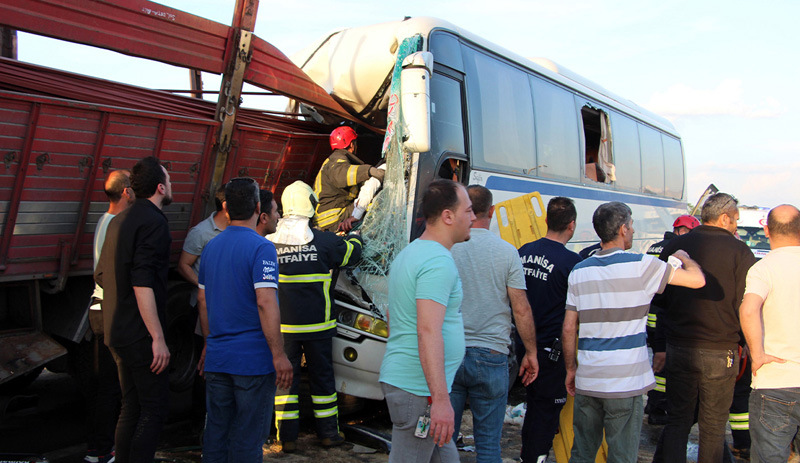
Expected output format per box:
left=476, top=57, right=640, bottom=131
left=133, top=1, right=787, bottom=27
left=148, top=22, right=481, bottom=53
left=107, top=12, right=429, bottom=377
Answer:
left=673, top=215, right=700, bottom=230
left=330, top=126, right=357, bottom=150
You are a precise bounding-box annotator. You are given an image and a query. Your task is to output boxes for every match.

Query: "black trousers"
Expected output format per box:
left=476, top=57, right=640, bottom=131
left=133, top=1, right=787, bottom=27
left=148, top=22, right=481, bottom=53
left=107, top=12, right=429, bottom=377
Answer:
left=86, top=309, right=121, bottom=454
left=274, top=337, right=338, bottom=442
left=519, top=348, right=567, bottom=461
left=109, top=336, right=170, bottom=463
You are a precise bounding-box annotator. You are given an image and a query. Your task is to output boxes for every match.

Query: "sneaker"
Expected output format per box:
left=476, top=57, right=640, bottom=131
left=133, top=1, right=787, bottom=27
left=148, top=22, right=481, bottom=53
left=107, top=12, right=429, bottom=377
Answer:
left=84, top=450, right=115, bottom=463
left=280, top=441, right=296, bottom=454
left=321, top=431, right=346, bottom=448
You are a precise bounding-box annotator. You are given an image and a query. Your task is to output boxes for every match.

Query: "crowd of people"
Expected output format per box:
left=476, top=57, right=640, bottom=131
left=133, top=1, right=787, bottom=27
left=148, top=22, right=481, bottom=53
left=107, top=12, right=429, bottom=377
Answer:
left=87, top=130, right=800, bottom=463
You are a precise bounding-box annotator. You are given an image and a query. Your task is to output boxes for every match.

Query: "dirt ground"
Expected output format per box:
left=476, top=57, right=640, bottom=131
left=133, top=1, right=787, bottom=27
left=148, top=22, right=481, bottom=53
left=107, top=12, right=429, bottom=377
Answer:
left=153, top=382, right=747, bottom=463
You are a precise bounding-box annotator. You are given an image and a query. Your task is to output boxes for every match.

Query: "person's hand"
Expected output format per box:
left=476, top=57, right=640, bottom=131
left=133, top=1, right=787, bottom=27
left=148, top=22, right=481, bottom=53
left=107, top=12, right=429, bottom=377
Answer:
left=565, top=368, right=576, bottom=396
left=429, top=398, right=454, bottom=447
left=751, top=352, right=786, bottom=376
left=274, top=354, right=293, bottom=390
left=151, top=337, right=171, bottom=374
left=519, top=352, right=539, bottom=386
left=369, top=166, right=385, bottom=182
left=338, top=216, right=359, bottom=233
left=653, top=351, right=666, bottom=373
left=197, top=344, right=206, bottom=377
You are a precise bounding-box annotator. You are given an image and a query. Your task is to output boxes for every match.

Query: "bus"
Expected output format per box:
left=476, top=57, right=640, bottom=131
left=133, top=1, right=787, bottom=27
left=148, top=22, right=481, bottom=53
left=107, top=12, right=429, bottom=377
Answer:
left=295, top=17, right=688, bottom=400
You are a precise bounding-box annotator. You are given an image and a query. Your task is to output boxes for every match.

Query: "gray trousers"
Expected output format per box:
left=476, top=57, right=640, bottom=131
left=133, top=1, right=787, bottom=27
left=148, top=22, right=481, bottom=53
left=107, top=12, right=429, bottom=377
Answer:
left=381, top=382, right=460, bottom=463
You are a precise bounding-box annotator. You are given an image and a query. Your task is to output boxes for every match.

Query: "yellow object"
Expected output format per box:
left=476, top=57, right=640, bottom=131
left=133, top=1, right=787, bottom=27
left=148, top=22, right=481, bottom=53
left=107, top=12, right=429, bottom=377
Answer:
left=552, top=395, right=609, bottom=462
left=495, top=191, right=548, bottom=248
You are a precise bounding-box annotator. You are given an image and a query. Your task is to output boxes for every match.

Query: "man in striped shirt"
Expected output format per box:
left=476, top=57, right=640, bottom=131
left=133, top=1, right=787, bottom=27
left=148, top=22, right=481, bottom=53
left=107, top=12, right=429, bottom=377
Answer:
left=562, top=202, right=705, bottom=463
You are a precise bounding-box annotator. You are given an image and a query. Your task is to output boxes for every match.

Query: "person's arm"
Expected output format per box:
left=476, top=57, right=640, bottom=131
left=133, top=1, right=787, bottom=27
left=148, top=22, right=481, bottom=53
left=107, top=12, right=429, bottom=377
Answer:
left=325, top=158, right=372, bottom=189
left=132, top=286, right=170, bottom=374
left=417, top=298, right=454, bottom=448
left=256, top=287, right=293, bottom=390
left=197, top=287, right=208, bottom=375
left=667, top=250, right=705, bottom=289
left=562, top=309, right=579, bottom=396
left=508, top=287, right=538, bottom=386
left=740, top=292, right=785, bottom=375
left=177, top=251, right=199, bottom=286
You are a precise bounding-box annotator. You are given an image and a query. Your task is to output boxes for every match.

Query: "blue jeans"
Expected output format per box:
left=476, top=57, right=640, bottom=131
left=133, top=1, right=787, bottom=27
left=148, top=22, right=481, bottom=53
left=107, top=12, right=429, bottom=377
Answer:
left=204, top=372, right=276, bottom=463
left=662, top=344, right=738, bottom=463
left=381, top=382, right=460, bottom=463
left=571, top=394, right=644, bottom=463
left=749, top=388, right=800, bottom=463
left=450, top=347, right=509, bottom=463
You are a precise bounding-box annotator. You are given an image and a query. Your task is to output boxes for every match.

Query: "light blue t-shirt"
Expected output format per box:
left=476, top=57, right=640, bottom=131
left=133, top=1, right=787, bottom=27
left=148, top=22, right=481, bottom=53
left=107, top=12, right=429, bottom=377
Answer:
left=379, top=239, right=465, bottom=396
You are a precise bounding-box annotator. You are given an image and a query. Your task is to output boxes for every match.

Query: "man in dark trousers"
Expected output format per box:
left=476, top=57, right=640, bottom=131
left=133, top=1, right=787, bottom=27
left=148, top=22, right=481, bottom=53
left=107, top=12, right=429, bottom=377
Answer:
left=657, top=193, right=757, bottom=463
left=517, top=196, right=581, bottom=463
left=84, top=169, right=132, bottom=463
left=646, top=214, right=700, bottom=425
left=268, top=181, right=363, bottom=452
left=313, top=126, right=384, bottom=231
left=95, top=156, right=172, bottom=463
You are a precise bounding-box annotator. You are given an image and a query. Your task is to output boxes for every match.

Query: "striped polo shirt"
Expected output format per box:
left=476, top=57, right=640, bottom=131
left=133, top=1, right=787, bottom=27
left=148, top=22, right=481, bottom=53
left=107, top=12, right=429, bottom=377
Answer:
left=566, top=248, right=673, bottom=398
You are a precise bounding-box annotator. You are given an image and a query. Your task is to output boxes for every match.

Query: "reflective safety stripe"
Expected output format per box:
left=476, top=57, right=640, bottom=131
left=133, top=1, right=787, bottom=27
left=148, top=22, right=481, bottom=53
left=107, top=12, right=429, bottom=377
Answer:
left=279, top=273, right=332, bottom=284
left=316, top=207, right=345, bottom=228
left=314, top=406, right=338, bottom=419
left=281, top=320, right=337, bottom=333
left=314, top=159, right=330, bottom=198
left=275, top=395, right=299, bottom=405
left=342, top=239, right=355, bottom=266
left=275, top=410, right=300, bottom=420
left=729, top=412, right=749, bottom=430
left=312, top=393, right=338, bottom=404
left=654, top=375, right=666, bottom=393
left=278, top=273, right=333, bottom=324
left=346, top=165, right=359, bottom=186
left=647, top=313, right=657, bottom=328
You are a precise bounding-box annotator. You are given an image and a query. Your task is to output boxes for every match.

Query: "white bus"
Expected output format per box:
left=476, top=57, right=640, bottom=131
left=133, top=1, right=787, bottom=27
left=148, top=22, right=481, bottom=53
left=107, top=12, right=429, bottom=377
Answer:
left=295, top=17, right=688, bottom=400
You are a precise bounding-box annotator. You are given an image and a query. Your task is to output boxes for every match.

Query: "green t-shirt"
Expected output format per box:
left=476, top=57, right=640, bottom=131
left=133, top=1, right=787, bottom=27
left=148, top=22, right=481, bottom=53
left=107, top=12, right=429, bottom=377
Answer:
left=379, top=239, right=465, bottom=396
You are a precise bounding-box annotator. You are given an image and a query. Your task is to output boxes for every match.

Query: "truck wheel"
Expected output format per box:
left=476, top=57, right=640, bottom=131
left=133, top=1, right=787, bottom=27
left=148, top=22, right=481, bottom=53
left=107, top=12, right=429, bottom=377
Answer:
left=165, top=282, right=201, bottom=392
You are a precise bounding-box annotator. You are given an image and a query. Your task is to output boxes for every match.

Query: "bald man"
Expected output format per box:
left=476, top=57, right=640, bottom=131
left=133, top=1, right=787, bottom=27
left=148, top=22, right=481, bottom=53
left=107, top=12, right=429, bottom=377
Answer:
left=84, top=169, right=134, bottom=463
left=740, top=204, right=800, bottom=462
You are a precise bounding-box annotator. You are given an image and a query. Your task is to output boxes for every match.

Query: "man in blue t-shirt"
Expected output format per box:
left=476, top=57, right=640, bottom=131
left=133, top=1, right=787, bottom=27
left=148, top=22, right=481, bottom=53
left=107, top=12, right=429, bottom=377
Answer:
left=379, top=179, right=475, bottom=463
left=517, top=196, right=582, bottom=463
left=198, top=178, right=292, bottom=463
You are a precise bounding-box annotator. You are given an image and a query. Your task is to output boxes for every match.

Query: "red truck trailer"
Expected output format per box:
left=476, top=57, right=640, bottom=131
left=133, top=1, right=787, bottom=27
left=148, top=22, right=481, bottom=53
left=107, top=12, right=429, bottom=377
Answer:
left=0, top=0, right=363, bottom=393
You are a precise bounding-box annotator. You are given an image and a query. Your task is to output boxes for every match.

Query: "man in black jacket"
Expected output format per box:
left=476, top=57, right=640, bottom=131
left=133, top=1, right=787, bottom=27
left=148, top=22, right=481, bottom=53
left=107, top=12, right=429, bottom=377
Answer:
left=657, top=193, right=756, bottom=463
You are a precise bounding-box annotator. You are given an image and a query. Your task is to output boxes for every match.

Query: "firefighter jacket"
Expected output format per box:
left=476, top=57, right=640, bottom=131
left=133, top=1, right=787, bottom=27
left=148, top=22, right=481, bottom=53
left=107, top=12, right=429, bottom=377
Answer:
left=274, top=229, right=363, bottom=340
left=313, top=149, right=372, bottom=231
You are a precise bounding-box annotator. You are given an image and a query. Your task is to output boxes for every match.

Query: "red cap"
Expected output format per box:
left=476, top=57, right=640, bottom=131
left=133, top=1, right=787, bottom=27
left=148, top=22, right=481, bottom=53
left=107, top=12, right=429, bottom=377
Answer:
left=673, top=215, right=700, bottom=230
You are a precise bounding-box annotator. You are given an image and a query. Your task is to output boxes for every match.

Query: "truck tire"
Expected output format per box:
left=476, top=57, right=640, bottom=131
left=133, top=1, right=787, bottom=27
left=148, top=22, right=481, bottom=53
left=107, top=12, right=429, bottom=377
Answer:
left=165, top=282, right=201, bottom=393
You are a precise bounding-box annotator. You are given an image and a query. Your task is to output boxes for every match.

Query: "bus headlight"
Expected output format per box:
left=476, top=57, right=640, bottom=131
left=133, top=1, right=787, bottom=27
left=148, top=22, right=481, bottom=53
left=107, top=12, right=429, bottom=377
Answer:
left=337, top=308, right=388, bottom=338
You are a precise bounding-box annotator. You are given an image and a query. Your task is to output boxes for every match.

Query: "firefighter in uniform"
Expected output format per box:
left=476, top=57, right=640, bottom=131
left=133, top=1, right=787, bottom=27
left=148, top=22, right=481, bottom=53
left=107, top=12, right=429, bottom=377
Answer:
left=646, top=214, right=700, bottom=425
left=313, top=126, right=385, bottom=232
left=268, top=181, right=363, bottom=452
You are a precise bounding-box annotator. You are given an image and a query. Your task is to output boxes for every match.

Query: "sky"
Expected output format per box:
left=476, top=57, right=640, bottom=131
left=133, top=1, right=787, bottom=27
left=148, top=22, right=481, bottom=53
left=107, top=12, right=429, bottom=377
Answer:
left=15, top=0, right=800, bottom=209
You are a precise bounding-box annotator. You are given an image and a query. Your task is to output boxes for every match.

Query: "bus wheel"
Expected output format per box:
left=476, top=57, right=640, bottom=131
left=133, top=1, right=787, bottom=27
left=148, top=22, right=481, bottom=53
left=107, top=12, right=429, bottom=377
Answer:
left=165, top=282, right=201, bottom=392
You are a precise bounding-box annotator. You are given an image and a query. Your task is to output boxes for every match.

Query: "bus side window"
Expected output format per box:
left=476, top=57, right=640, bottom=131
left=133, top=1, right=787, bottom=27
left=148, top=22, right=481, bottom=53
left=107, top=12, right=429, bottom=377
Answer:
left=581, top=105, right=615, bottom=184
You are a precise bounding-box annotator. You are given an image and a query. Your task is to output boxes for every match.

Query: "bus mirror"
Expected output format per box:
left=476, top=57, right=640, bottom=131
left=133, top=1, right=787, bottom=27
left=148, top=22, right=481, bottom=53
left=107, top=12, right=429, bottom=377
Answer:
left=400, top=52, right=433, bottom=153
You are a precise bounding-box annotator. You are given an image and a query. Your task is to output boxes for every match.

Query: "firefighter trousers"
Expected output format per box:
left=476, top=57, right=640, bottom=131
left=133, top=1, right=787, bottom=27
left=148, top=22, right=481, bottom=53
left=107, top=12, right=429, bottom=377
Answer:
left=274, top=337, right=339, bottom=442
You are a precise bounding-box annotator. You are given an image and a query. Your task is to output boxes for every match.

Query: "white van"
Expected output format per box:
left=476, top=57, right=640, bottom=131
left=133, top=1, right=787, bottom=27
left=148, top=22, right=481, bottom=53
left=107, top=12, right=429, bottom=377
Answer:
left=737, top=207, right=770, bottom=259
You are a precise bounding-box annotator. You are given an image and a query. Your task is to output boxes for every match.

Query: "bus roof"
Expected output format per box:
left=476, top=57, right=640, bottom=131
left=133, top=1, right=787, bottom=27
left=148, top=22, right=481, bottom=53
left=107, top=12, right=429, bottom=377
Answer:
left=294, top=16, right=679, bottom=136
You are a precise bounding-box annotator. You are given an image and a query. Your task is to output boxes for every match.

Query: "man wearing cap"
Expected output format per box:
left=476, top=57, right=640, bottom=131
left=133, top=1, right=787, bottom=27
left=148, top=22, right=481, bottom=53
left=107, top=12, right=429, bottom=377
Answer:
left=645, top=214, right=700, bottom=425
left=268, top=181, right=363, bottom=452
left=313, top=126, right=385, bottom=232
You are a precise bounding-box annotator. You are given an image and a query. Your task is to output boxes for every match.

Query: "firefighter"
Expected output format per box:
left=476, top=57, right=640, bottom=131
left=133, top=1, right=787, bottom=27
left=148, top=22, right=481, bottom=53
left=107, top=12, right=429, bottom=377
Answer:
left=268, top=181, right=363, bottom=452
left=313, top=126, right=384, bottom=232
